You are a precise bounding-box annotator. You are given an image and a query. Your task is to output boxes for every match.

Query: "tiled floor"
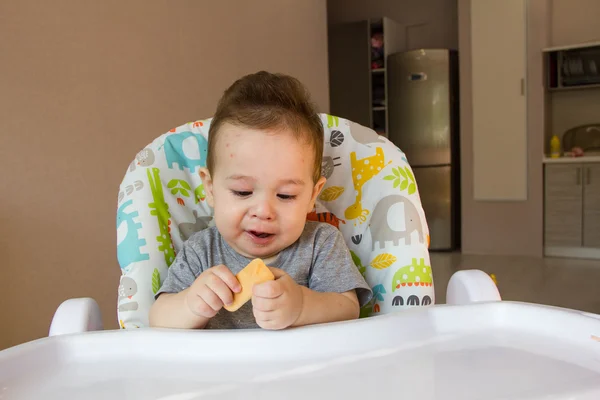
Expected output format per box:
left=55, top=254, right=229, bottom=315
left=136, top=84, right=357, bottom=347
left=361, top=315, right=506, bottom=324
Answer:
left=430, top=252, right=600, bottom=315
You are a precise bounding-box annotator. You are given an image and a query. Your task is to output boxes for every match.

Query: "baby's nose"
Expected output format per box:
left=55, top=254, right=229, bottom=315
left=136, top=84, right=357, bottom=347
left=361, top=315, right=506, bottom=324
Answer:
left=251, top=197, right=275, bottom=220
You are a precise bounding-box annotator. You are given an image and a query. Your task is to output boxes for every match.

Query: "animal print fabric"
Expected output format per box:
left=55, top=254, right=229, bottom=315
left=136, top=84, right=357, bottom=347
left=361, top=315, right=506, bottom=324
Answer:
left=116, top=115, right=433, bottom=328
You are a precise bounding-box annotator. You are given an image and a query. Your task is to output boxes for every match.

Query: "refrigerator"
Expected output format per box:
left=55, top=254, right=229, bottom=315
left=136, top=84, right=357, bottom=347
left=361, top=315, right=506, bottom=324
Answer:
left=387, top=49, right=460, bottom=251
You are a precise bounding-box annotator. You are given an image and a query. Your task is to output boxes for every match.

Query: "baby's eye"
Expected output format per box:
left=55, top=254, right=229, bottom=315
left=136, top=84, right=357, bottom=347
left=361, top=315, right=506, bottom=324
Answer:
left=278, top=194, right=297, bottom=200
left=232, top=190, right=252, bottom=197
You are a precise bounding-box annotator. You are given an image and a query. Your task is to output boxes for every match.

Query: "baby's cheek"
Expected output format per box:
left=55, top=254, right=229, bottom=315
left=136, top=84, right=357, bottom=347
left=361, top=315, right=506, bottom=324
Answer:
left=290, top=211, right=308, bottom=232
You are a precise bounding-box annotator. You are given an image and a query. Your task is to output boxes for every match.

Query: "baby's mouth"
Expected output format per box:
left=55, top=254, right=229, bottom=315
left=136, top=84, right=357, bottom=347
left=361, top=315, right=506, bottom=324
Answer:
left=248, top=230, right=273, bottom=239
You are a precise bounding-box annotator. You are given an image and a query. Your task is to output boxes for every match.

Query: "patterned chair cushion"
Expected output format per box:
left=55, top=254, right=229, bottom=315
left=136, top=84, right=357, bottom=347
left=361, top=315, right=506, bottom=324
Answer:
left=116, top=114, right=433, bottom=328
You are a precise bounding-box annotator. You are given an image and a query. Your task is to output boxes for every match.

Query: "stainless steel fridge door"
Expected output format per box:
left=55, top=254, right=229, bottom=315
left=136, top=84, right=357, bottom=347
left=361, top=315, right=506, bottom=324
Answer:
left=388, top=49, right=451, bottom=167
left=412, top=165, right=453, bottom=250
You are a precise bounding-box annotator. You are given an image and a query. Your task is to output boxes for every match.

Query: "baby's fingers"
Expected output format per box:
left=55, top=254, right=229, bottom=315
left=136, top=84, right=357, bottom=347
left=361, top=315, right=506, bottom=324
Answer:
left=252, top=295, right=277, bottom=312
left=211, top=265, right=241, bottom=293
left=205, top=274, right=235, bottom=307
left=198, top=286, right=223, bottom=312
left=253, top=280, right=283, bottom=299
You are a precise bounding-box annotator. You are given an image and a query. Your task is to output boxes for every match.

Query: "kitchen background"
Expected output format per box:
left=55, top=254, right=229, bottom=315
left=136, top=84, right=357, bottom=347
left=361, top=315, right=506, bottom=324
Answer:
left=326, top=0, right=600, bottom=322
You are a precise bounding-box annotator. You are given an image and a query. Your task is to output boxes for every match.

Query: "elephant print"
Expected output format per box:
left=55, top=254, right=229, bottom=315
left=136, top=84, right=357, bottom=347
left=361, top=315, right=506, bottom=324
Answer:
left=162, top=131, right=208, bottom=172
left=369, top=194, right=425, bottom=249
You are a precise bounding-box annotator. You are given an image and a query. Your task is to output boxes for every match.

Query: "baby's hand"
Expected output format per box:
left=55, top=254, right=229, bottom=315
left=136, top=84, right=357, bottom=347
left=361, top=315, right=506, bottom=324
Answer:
left=185, top=265, right=241, bottom=319
left=252, top=267, right=304, bottom=330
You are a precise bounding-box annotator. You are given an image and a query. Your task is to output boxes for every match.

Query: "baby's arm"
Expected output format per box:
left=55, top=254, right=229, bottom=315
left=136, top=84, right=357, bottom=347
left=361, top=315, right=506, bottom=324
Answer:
left=293, top=287, right=359, bottom=327
left=150, top=289, right=210, bottom=329
left=287, top=227, right=371, bottom=327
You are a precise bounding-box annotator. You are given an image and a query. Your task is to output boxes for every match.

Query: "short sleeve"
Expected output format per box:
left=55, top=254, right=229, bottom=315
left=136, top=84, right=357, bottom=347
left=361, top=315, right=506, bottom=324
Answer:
left=309, top=229, right=373, bottom=307
left=155, top=241, right=202, bottom=298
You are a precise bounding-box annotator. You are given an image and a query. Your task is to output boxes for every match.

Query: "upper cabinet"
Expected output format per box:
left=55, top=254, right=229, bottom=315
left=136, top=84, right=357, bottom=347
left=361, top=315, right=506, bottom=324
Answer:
left=544, top=42, right=600, bottom=91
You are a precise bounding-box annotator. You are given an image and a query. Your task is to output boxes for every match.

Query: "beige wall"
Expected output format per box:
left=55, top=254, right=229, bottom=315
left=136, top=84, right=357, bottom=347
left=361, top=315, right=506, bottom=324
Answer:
left=548, top=0, right=600, bottom=147
left=327, top=0, right=458, bottom=50
left=550, top=0, right=600, bottom=47
left=0, top=0, right=329, bottom=350
left=458, top=0, right=547, bottom=256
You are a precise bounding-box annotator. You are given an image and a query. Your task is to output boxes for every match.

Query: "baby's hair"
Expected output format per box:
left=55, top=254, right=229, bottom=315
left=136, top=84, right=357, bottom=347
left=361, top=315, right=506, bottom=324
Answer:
left=207, top=71, right=324, bottom=183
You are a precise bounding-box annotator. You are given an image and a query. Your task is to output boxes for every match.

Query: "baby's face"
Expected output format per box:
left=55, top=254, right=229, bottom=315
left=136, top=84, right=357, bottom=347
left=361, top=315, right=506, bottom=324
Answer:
left=200, top=123, right=325, bottom=259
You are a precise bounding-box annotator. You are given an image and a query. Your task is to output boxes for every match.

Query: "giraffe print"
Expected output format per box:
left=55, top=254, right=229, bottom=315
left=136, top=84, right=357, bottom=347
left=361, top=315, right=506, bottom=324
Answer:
left=344, top=147, right=391, bottom=224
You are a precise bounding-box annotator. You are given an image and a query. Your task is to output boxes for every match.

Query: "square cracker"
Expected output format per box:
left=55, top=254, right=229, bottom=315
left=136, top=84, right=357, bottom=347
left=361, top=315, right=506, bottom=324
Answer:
left=224, top=258, right=275, bottom=312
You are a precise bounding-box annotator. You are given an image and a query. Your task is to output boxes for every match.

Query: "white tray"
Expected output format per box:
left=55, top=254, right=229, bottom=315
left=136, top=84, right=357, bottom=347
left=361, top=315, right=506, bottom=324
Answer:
left=2, top=301, right=600, bottom=400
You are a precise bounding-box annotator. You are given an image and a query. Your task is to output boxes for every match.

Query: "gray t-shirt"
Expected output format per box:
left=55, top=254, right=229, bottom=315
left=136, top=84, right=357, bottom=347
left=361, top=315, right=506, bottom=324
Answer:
left=156, top=221, right=372, bottom=329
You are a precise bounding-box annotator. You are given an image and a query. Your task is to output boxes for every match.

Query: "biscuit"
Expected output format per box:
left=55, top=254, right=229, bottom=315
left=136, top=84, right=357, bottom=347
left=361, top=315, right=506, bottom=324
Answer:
left=224, top=258, right=275, bottom=312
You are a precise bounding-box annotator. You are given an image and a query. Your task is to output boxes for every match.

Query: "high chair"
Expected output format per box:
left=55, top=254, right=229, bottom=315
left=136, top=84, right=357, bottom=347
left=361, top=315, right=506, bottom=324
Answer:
left=50, top=114, right=500, bottom=333
left=2, top=116, right=599, bottom=399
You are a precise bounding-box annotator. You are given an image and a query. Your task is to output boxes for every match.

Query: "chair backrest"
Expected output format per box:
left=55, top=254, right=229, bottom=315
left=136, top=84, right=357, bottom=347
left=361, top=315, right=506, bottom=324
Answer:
left=116, top=114, right=433, bottom=328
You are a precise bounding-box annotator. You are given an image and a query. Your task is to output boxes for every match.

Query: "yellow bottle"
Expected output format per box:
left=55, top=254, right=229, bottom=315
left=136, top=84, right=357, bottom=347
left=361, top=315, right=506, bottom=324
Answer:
left=550, top=135, right=561, bottom=158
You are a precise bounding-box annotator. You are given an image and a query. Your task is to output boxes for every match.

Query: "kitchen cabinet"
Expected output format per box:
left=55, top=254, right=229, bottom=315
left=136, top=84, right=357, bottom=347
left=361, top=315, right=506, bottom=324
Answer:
left=544, top=42, right=600, bottom=91
left=544, top=162, right=600, bottom=250
left=583, top=163, right=600, bottom=247
left=544, top=164, right=583, bottom=247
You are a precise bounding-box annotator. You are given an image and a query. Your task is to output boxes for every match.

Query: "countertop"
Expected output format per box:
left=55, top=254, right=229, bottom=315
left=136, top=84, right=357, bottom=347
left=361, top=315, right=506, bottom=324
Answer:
left=543, top=155, right=600, bottom=164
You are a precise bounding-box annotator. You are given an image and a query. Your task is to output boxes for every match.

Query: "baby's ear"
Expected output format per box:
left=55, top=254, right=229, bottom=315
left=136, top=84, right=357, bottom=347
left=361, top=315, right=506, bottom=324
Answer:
left=308, top=176, right=327, bottom=211
left=199, top=167, right=215, bottom=207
